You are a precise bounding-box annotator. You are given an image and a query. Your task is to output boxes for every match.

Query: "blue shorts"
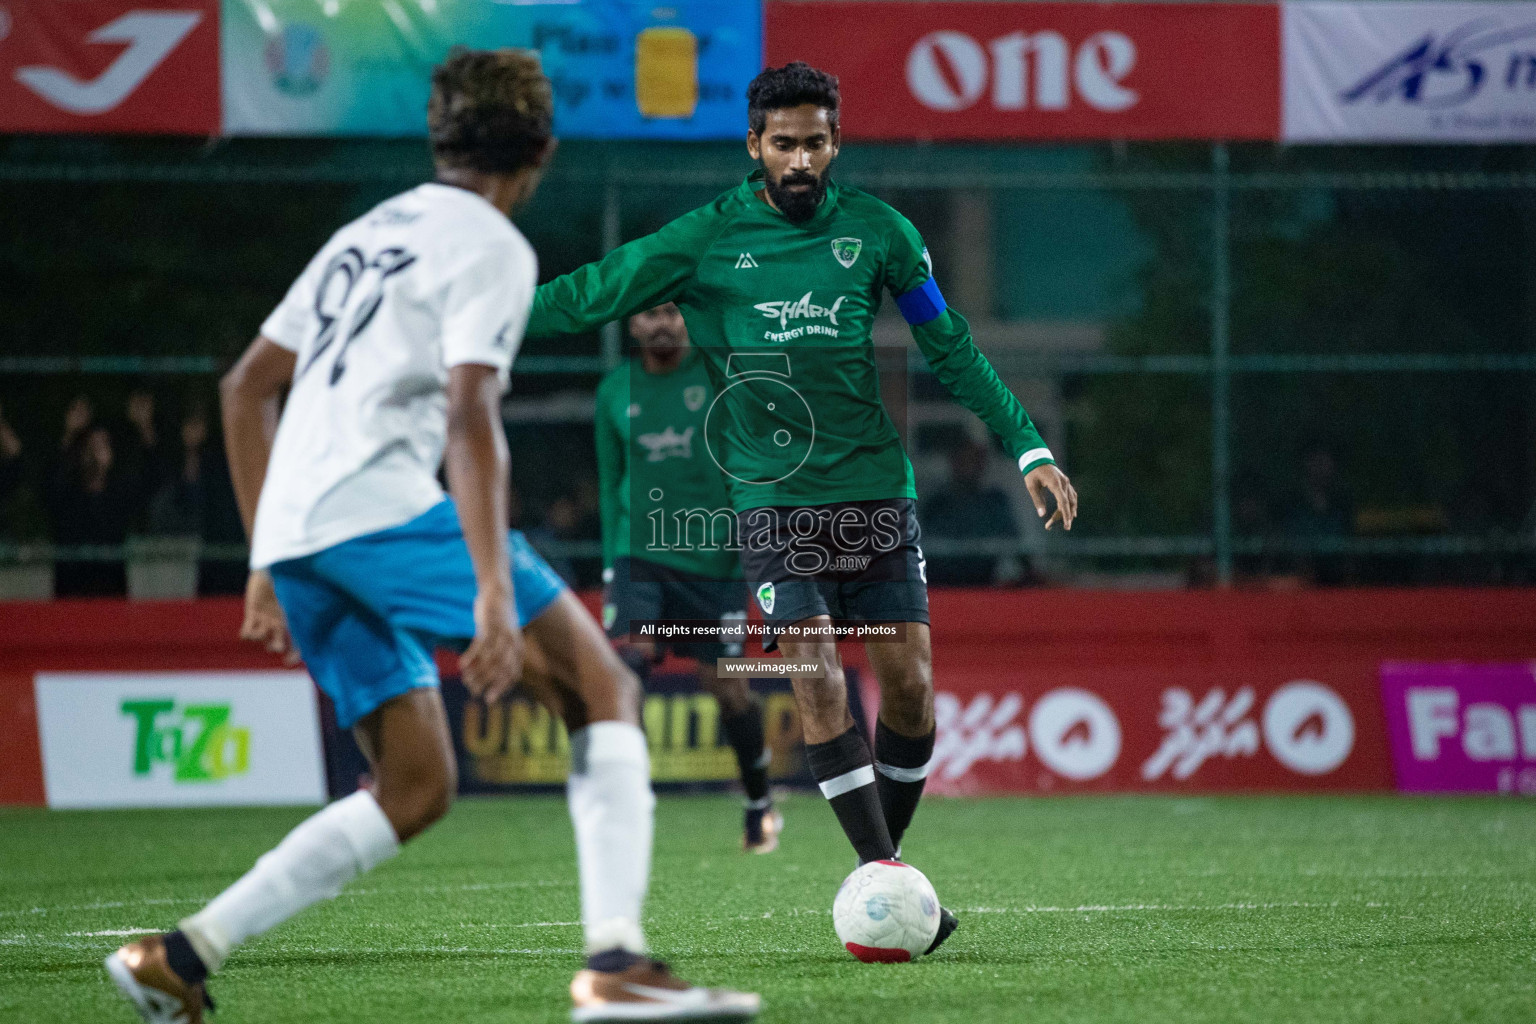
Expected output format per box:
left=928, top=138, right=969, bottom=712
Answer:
left=269, top=499, right=566, bottom=730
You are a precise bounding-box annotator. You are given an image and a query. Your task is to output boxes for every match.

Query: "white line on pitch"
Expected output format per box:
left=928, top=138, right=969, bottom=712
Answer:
left=66, top=928, right=160, bottom=937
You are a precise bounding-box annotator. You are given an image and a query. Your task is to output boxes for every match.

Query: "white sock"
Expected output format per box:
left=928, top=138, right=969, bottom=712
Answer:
left=180, top=790, right=399, bottom=971
left=567, top=721, right=654, bottom=956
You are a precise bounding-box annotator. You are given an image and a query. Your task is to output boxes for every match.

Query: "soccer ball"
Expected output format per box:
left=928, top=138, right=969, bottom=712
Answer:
left=832, top=860, right=941, bottom=962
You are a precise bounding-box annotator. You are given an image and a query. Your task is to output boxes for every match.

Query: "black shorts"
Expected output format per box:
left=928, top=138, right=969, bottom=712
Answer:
left=736, top=497, right=930, bottom=652
left=603, top=556, right=747, bottom=661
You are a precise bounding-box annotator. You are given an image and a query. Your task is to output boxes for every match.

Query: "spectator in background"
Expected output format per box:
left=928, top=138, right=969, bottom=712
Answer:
left=148, top=403, right=213, bottom=537
left=0, top=402, right=22, bottom=508
left=122, top=388, right=166, bottom=529
left=1282, top=443, right=1354, bottom=586
left=48, top=423, right=133, bottom=596
left=525, top=492, right=582, bottom=587
left=920, top=439, right=1027, bottom=586
left=59, top=395, right=93, bottom=454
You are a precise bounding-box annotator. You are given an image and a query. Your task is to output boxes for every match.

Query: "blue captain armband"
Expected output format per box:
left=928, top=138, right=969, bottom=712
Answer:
left=895, top=277, right=947, bottom=326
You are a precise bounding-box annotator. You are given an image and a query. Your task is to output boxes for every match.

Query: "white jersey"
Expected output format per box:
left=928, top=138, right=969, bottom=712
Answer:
left=250, top=182, right=534, bottom=569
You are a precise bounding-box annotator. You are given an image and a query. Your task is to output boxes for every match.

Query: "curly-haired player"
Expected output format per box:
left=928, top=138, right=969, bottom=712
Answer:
left=105, top=48, right=757, bottom=1024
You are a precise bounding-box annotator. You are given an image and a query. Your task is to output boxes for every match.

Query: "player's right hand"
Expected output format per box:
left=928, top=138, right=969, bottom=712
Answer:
left=241, top=569, right=302, bottom=666
left=462, top=588, right=524, bottom=704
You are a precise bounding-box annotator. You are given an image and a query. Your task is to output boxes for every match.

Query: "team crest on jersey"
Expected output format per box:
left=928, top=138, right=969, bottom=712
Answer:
left=756, top=582, right=776, bottom=615
left=831, top=237, right=863, bottom=269
left=683, top=385, right=706, bottom=412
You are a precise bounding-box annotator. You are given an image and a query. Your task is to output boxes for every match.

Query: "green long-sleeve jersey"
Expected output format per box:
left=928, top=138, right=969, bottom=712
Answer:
left=532, top=172, right=1053, bottom=512
left=594, top=350, right=743, bottom=579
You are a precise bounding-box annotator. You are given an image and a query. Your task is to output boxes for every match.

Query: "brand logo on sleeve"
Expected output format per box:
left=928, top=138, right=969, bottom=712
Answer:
left=735, top=252, right=759, bottom=269
left=831, top=237, right=863, bottom=268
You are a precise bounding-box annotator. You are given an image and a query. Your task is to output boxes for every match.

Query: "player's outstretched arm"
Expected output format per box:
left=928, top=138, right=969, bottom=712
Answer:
left=525, top=205, right=722, bottom=338
left=884, top=210, right=1076, bottom=527
left=445, top=362, right=523, bottom=702
left=220, top=335, right=302, bottom=663
left=909, top=308, right=1076, bottom=528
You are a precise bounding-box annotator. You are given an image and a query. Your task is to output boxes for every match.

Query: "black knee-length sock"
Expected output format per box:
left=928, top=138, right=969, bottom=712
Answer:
left=874, top=719, right=935, bottom=853
left=804, top=726, right=896, bottom=864
left=720, top=699, right=771, bottom=802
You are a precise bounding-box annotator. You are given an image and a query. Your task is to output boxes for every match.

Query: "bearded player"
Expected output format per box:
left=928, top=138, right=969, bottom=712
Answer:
left=104, top=49, right=757, bottom=1023
left=529, top=61, right=1077, bottom=956
left=596, top=303, right=781, bottom=853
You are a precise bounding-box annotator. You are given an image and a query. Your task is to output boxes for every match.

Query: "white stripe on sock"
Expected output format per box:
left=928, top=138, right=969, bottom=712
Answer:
left=818, top=765, right=876, bottom=799
left=875, top=760, right=929, bottom=783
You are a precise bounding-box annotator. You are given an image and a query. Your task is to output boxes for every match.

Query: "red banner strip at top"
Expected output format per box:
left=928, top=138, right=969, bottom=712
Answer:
left=766, top=1, right=1281, bottom=141
left=0, top=0, right=220, bottom=135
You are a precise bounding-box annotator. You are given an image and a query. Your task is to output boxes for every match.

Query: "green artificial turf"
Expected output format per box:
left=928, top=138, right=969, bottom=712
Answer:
left=2, top=794, right=1534, bottom=1023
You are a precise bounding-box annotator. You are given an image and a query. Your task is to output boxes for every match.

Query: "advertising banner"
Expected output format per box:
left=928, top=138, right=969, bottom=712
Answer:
left=428, top=670, right=866, bottom=794
left=1380, top=662, right=1536, bottom=794
left=0, top=0, right=221, bottom=134
left=1283, top=1, right=1536, bottom=142
left=765, top=1, right=1280, bottom=140
left=0, top=673, right=45, bottom=806
left=221, top=0, right=759, bottom=138
left=860, top=663, right=1393, bottom=794
left=34, top=671, right=327, bottom=809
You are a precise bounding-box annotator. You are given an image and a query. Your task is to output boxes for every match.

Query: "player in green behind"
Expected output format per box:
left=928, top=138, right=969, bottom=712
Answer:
left=530, top=62, right=1077, bottom=955
left=596, top=302, right=782, bottom=852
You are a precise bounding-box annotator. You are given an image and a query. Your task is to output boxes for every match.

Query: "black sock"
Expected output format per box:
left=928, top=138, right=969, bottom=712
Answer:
left=804, top=726, right=895, bottom=864
left=875, top=720, right=935, bottom=852
left=587, top=946, right=645, bottom=973
left=720, top=698, right=770, bottom=802
left=162, top=930, right=209, bottom=985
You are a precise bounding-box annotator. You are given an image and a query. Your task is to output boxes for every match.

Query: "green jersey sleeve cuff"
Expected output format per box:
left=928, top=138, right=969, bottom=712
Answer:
left=1018, top=447, right=1055, bottom=474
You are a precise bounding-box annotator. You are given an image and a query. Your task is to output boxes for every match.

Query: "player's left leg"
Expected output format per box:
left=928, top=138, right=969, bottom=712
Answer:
left=667, top=570, right=778, bottom=851
left=517, top=587, right=759, bottom=1020
left=107, top=557, right=448, bottom=1022
left=863, top=623, right=935, bottom=854
left=844, top=499, right=956, bottom=954
left=861, top=626, right=956, bottom=955
left=695, top=658, right=779, bottom=852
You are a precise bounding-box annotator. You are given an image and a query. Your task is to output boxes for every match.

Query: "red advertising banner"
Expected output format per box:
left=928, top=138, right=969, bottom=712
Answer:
left=6, top=589, right=1536, bottom=802
left=0, top=673, right=45, bottom=806
left=853, top=589, right=1536, bottom=793
left=765, top=1, right=1280, bottom=140
left=869, top=664, right=1393, bottom=795
left=0, top=0, right=219, bottom=135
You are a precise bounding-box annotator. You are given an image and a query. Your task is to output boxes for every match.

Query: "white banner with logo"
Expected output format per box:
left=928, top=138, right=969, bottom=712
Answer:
left=35, top=671, right=326, bottom=809
left=1283, top=1, right=1536, bottom=142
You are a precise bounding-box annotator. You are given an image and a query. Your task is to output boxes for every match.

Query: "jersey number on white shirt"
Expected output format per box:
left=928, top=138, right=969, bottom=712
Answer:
left=301, top=246, right=419, bottom=386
